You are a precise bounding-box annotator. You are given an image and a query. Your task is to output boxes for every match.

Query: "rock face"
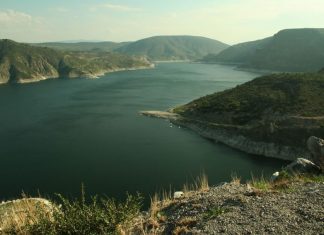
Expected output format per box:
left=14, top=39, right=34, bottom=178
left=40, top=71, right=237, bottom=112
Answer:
left=139, top=110, right=313, bottom=161
left=307, top=136, right=324, bottom=170
left=284, top=158, right=321, bottom=175
left=172, top=119, right=311, bottom=161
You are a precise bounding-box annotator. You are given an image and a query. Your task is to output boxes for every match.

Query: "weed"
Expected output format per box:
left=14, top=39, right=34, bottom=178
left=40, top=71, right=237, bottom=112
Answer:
left=203, top=206, right=228, bottom=220
left=250, top=174, right=271, bottom=191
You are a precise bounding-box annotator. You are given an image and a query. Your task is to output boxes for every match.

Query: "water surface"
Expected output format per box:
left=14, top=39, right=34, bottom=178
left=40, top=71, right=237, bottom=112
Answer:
left=0, top=63, right=285, bottom=202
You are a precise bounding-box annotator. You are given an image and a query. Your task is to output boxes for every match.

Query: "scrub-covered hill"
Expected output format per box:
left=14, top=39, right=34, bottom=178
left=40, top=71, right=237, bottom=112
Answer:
left=115, top=35, right=229, bottom=61
left=202, top=28, right=324, bottom=72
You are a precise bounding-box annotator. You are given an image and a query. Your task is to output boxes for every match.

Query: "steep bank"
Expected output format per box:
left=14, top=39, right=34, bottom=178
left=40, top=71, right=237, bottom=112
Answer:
left=0, top=39, right=153, bottom=84
left=140, top=112, right=311, bottom=161
left=173, top=118, right=311, bottom=161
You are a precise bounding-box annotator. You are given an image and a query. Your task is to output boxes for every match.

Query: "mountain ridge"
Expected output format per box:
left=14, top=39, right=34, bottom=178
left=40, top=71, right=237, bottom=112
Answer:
left=202, top=28, right=324, bottom=72
left=115, top=35, right=229, bottom=61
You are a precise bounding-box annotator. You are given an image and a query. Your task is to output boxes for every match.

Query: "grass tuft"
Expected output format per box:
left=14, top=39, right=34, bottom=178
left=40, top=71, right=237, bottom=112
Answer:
left=203, top=206, right=229, bottom=220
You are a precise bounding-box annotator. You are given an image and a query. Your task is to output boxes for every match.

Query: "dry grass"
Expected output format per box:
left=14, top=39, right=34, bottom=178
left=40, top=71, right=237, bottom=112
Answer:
left=249, top=172, right=324, bottom=193
left=230, top=172, right=241, bottom=185
left=182, top=172, right=209, bottom=195
left=172, top=225, right=190, bottom=235
left=144, top=173, right=209, bottom=234
left=176, top=216, right=197, bottom=227
left=0, top=198, right=54, bottom=234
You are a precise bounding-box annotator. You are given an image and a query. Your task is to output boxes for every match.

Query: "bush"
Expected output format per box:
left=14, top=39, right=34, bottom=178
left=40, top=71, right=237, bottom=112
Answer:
left=26, top=189, right=143, bottom=235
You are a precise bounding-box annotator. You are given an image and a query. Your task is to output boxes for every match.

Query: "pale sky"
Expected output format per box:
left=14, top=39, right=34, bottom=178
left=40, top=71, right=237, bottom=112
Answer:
left=1, top=0, right=324, bottom=45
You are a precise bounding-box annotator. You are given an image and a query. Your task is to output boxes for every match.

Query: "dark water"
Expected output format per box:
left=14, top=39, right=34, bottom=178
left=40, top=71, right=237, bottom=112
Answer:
left=0, top=62, right=285, bottom=202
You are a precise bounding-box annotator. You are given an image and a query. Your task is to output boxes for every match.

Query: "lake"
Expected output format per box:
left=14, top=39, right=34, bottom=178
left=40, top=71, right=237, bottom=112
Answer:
left=0, top=62, right=285, bottom=203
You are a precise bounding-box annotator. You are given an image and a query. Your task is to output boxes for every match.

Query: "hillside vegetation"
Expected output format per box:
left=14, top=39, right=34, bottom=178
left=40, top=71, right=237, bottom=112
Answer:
left=115, top=35, right=229, bottom=61
left=0, top=39, right=151, bottom=84
left=202, top=28, right=324, bottom=72
left=34, top=36, right=229, bottom=61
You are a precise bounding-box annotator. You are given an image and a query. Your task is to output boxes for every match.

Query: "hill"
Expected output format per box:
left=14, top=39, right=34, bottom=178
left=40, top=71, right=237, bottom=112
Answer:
left=171, top=72, right=324, bottom=160
left=33, top=41, right=130, bottom=52
left=202, top=28, right=324, bottom=72
left=0, top=39, right=152, bottom=84
left=115, top=35, right=229, bottom=61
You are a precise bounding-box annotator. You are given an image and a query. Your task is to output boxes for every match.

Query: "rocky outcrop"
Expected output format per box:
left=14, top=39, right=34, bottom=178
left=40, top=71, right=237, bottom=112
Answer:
left=307, top=136, right=324, bottom=170
left=284, top=158, right=321, bottom=175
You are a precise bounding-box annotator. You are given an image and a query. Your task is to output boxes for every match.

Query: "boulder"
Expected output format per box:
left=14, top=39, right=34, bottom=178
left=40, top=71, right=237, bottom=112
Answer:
left=307, top=136, right=324, bottom=170
left=285, top=158, right=321, bottom=175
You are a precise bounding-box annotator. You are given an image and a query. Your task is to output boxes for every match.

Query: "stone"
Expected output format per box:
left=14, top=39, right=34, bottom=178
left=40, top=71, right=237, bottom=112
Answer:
left=307, top=136, right=324, bottom=170
left=270, top=171, right=280, bottom=182
left=173, top=191, right=184, bottom=199
left=285, top=158, right=321, bottom=175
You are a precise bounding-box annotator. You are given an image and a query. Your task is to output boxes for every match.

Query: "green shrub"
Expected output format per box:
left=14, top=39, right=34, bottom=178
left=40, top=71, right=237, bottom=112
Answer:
left=26, top=190, right=143, bottom=235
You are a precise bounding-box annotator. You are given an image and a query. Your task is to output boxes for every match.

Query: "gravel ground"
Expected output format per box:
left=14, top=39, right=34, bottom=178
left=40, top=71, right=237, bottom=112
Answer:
left=136, top=181, right=324, bottom=234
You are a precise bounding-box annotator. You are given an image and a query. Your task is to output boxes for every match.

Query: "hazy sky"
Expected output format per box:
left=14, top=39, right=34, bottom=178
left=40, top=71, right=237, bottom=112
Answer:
left=1, top=0, right=324, bottom=44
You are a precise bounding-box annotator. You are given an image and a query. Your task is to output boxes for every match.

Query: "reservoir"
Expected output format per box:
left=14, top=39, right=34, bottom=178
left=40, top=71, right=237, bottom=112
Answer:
left=0, top=62, right=285, bottom=202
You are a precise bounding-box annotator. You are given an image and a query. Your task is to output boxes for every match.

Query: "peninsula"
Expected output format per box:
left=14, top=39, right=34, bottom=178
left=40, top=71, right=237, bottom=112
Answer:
left=141, top=72, right=324, bottom=161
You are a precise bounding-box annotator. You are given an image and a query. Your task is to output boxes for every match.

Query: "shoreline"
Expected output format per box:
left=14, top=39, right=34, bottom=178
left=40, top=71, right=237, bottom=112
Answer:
left=140, top=110, right=310, bottom=161
left=15, top=63, right=155, bottom=85
left=198, top=61, right=287, bottom=75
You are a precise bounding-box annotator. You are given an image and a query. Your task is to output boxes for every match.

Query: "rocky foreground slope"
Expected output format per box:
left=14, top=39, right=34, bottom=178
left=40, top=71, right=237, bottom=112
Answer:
left=0, top=39, right=153, bottom=84
left=134, top=179, right=324, bottom=234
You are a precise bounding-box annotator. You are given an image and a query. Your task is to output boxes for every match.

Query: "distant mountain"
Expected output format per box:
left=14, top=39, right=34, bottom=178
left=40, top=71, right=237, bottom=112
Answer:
left=0, top=39, right=152, bottom=84
left=115, top=36, right=229, bottom=61
left=202, top=28, right=324, bottom=72
left=33, top=41, right=130, bottom=52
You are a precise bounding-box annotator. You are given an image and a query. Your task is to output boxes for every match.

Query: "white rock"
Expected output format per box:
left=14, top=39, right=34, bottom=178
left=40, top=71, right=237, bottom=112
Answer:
left=270, top=171, right=280, bottom=182
left=173, top=191, right=184, bottom=199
